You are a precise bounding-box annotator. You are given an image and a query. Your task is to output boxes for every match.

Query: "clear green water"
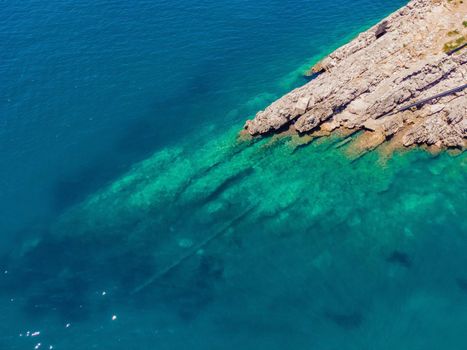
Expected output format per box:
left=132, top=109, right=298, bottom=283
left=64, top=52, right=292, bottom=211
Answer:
left=2, top=125, right=466, bottom=349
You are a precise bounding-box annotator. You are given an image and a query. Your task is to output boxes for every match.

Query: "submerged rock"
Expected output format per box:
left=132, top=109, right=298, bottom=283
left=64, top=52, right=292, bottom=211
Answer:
left=457, top=278, right=467, bottom=293
left=244, top=0, right=467, bottom=150
left=386, top=250, right=412, bottom=268
left=324, top=310, right=364, bottom=330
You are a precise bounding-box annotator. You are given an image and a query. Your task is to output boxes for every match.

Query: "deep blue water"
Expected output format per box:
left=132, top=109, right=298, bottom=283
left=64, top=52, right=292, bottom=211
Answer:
left=2, top=0, right=467, bottom=349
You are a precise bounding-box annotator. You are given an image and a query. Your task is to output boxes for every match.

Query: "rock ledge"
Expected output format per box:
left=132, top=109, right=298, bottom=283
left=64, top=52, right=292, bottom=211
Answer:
left=243, top=0, right=467, bottom=150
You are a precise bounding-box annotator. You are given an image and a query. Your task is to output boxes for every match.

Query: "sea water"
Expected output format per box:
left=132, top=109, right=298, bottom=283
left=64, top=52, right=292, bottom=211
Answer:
left=1, top=0, right=467, bottom=349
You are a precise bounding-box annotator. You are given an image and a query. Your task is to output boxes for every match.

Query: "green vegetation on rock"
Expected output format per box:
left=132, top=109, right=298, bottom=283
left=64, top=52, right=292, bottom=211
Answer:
left=443, top=35, right=466, bottom=52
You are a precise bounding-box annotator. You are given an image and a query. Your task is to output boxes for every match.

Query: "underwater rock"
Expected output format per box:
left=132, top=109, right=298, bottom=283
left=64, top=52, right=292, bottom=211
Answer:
left=386, top=250, right=412, bottom=268
left=244, top=0, right=467, bottom=150
left=456, top=278, right=467, bottom=293
left=324, top=310, right=363, bottom=330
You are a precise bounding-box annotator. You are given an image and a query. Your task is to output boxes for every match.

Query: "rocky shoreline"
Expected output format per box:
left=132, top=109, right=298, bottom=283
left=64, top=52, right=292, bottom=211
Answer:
left=243, top=0, right=467, bottom=151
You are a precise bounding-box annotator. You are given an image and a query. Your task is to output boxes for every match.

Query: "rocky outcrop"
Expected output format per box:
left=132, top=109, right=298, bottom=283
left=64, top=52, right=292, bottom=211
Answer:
left=244, top=0, right=467, bottom=149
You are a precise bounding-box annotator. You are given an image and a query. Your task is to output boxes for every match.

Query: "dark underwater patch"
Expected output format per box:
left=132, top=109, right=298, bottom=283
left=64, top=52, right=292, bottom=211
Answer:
left=324, top=310, right=363, bottom=330
left=23, top=274, right=91, bottom=322
left=150, top=254, right=225, bottom=322
left=50, top=151, right=141, bottom=214
left=386, top=250, right=412, bottom=268
left=1, top=229, right=144, bottom=322
left=115, top=253, right=157, bottom=292
left=199, top=167, right=255, bottom=205
left=456, top=278, right=467, bottom=293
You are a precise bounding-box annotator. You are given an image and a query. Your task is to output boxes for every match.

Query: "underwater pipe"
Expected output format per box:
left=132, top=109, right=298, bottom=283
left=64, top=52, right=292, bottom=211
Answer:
left=131, top=204, right=257, bottom=295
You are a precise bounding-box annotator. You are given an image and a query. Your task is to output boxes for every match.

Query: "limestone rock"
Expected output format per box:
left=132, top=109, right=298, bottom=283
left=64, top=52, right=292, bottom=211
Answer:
left=243, top=0, right=467, bottom=150
left=294, top=96, right=312, bottom=116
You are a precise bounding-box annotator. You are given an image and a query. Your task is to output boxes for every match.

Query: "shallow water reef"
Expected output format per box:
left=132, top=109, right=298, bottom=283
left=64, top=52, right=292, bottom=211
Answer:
left=2, top=126, right=466, bottom=334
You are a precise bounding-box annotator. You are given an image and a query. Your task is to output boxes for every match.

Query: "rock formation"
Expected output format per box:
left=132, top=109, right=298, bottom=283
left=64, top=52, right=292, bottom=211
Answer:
left=243, top=0, right=467, bottom=150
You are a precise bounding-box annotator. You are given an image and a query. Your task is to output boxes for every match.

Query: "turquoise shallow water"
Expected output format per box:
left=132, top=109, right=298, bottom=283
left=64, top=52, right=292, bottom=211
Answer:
left=1, top=0, right=467, bottom=349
